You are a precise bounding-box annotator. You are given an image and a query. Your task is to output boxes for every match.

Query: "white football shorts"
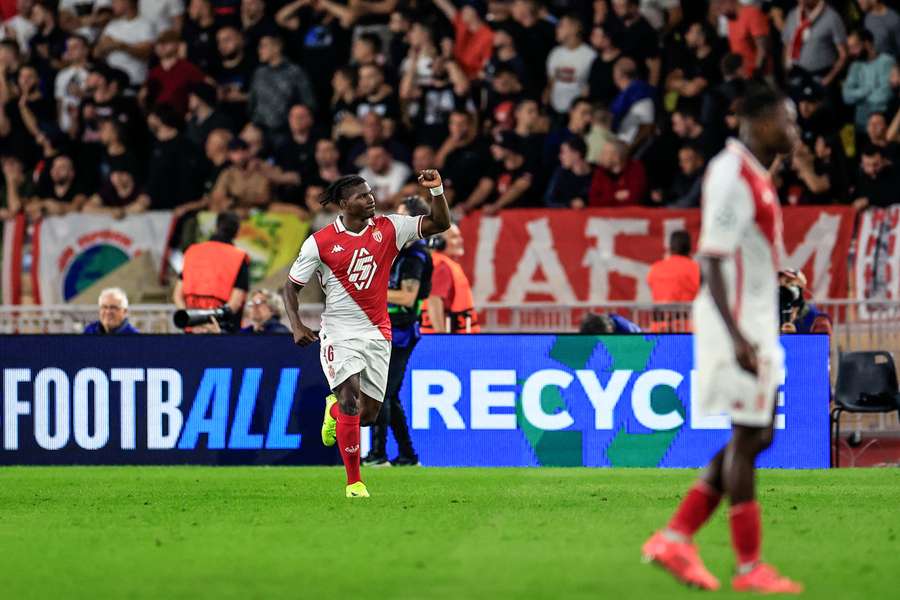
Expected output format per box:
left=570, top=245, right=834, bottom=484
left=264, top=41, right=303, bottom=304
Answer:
left=319, top=335, right=390, bottom=401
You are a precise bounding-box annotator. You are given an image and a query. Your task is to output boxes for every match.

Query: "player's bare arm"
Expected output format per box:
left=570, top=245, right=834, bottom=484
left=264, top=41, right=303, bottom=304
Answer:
left=281, top=279, right=317, bottom=346
left=701, top=256, right=758, bottom=375
left=417, top=169, right=452, bottom=237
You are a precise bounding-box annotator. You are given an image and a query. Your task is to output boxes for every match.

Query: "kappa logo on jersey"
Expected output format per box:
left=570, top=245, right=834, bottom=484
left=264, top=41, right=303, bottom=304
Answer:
left=373, top=230, right=382, bottom=243
left=347, top=247, right=378, bottom=290
left=331, top=244, right=345, bottom=253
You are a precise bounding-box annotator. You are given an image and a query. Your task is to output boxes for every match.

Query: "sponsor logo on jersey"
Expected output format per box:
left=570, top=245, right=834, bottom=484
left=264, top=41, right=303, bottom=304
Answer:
left=347, top=247, right=377, bottom=290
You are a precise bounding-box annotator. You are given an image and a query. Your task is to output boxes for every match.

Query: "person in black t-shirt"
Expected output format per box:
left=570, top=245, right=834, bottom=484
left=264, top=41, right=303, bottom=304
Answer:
left=437, top=110, right=489, bottom=206
left=182, top=0, right=219, bottom=74
left=461, top=131, right=535, bottom=215
left=35, top=154, right=87, bottom=215
left=212, top=25, right=256, bottom=128
left=666, top=21, right=723, bottom=101
left=853, top=145, right=900, bottom=211
left=611, top=0, right=662, bottom=85
left=145, top=104, right=204, bottom=211
left=510, top=0, right=557, bottom=95
left=404, top=56, right=474, bottom=148
left=587, top=22, right=623, bottom=105
left=544, top=136, right=592, bottom=208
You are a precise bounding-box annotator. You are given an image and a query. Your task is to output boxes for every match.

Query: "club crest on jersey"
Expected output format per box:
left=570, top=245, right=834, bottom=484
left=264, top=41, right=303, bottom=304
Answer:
left=373, top=230, right=382, bottom=243
left=347, top=247, right=377, bottom=290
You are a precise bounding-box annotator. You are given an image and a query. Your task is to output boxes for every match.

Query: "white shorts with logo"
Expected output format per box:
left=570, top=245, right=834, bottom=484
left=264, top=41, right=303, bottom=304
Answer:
left=319, top=336, right=391, bottom=401
left=693, top=308, right=784, bottom=428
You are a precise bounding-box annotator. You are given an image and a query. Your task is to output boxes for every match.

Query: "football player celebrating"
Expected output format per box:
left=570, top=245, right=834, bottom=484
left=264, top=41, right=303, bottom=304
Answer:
left=282, top=170, right=450, bottom=497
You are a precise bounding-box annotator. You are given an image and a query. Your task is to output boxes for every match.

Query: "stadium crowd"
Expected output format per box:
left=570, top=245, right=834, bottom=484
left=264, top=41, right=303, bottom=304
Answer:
left=0, top=0, right=898, bottom=235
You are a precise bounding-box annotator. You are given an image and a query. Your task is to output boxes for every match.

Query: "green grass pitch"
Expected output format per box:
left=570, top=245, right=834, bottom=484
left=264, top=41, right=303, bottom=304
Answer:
left=0, top=467, right=897, bottom=599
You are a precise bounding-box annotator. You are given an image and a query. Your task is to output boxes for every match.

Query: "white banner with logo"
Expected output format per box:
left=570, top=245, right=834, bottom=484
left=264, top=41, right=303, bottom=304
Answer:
left=34, top=211, right=174, bottom=305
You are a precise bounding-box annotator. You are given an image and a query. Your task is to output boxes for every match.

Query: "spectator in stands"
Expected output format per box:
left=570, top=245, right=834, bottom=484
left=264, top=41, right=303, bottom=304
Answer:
left=512, top=98, right=544, bottom=169
left=94, top=0, right=155, bottom=86
left=198, top=128, right=231, bottom=202
left=858, top=0, right=900, bottom=59
left=140, top=0, right=184, bottom=36
left=544, top=136, right=592, bottom=208
left=843, top=29, right=895, bottom=133
left=2, top=0, right=36, bottom=55
left=663, top=144, right=705, bottom=208
left=586, top=102, right=615, bottom=164
left=587, top=22, right=623, bottom=105
left=610, top=57, right=654, bottom=148
left=307, top=137, right=343, bottom=190
left=864, top=111, right=899, bottom=162
left=240, top=0, right=277, bottom=54
left=670, top=102, right=717, bottom=159
left=402, top=54, right=472, bottom=149
left=34, top=154, right=86, bottom=215
left=546, top=13, right=596, bottom=117
left=611, top=0, right=661, bottom=86
left=355, top=64, right=401, bottom=137
left=58, top=0, right=113, bottom=39
left=794, top=81, right=835, bottom=137
left=84, top=287, right=139, bottom=334
left=421, top=224, right=481, bottom=334
left=359, top=143, right=411, bottom=210
left=182, top=0, right=217, bottom=73
left=777, top=132, right=846, bottom=205
left=510, top=0, right=556, bottom=95
left=145, top=104, right=203, bottom=211
left=174, top=211, right=249, bottom=333
left=185, top=82, right=233, bottom=149
left=460, top=132, right=534, bottom=215
left=434, top=0, right=494, bottom=80
left=249, top=33, right=315, bottom=148
left=543, top=96, right=591, bottom=171
left=396, top=143, right=438, bottom=199
left=82, top=162, right=149, bottom=218
left=853, top=144, right=899, bottom=211
left=210, top=137, right=270, bottom=212
left=647, top=230, right=700, bottom=303
left=484, top=24, right=528, bottom=93
left=701, top=53, right=746, bottom=147
left=722, top=0, right=771, bottom=78
left=241, top=288, right=290, bottom=334
left=666, top=21, right=721, bottom=101
left=54, top=33, right=90, bottom=135
left=0, top=63, right=54, bottom=169
left=436, top=109, right=487, bottom=205
left=272, top=103, right=316, bottom=184
left=212, top=24, right=254, bottom=125
left=588, top=139, right=647, bottom=207
left=579, top=311, right=641, bottom=334
left=29, top=1, right=66, bottom=80
left=782, top=0, right=847, bottom=88
left=144, top=29, right=206, bottom=117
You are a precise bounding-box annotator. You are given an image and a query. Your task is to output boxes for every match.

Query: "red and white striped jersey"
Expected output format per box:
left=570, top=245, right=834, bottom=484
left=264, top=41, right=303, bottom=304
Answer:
left=289, top=214, right=424, bottom=342
left=696, top=139, right=784, bottom=345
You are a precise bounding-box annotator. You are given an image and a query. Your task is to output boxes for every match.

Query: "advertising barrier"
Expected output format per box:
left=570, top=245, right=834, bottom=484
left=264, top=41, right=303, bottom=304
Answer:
left=0, top=334, right=830, bottom=468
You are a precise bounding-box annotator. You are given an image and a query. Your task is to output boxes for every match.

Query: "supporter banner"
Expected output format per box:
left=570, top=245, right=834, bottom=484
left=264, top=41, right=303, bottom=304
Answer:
left=459, top=207, right=856, bottom=304
left=854, top=206, right=900, bottom=308
left=195, top=211, right=309, bottom=284
left=33, top=212, right=174, bottom=305
left=0, top=334, right=830, bottom=468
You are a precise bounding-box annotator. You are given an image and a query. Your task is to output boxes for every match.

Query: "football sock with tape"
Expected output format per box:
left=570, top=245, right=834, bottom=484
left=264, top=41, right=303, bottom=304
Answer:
left=667, top=480, right=722, bottom=539
left=730, top=500, right=762, bottom=570
left=336, top=407, right=361, bottom=485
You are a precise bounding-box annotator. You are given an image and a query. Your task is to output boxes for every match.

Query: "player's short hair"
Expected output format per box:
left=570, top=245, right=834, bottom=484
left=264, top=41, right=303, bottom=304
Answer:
left=669, top=230, right=692, bottom=256
left=736, top=83, right=784, bottom=121
left=321, top=175, right=366, bottom=207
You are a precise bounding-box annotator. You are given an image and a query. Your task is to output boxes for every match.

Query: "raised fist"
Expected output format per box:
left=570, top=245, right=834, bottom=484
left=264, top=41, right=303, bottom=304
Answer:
left=418, top=169, right=442, bottom=189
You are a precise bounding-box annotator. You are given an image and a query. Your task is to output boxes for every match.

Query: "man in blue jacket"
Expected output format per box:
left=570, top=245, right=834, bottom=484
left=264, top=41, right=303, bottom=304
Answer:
left=84, top=288, right=140, bottom=334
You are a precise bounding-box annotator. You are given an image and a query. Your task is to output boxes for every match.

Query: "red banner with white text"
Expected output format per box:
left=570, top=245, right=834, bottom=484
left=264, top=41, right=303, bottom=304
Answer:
left=458, top=207, right=857, bottom=304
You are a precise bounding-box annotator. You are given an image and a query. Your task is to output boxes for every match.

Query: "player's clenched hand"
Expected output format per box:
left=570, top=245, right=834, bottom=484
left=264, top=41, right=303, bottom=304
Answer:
left=733, top=334, right=759, bottom=375
left=292, top=324, right=318, bottom=347
left=418, top=169, right=442, bottom=189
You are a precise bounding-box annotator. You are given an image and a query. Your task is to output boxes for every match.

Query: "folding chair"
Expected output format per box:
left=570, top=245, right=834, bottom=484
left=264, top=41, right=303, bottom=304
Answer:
left=831, top=351, right=900, bottom=467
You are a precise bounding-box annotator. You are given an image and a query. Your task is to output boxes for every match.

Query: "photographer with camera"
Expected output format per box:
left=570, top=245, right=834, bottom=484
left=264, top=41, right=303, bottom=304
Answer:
left=779, top=269, right=831, bottom=334
left=173, top=212, right=249, bottom=333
